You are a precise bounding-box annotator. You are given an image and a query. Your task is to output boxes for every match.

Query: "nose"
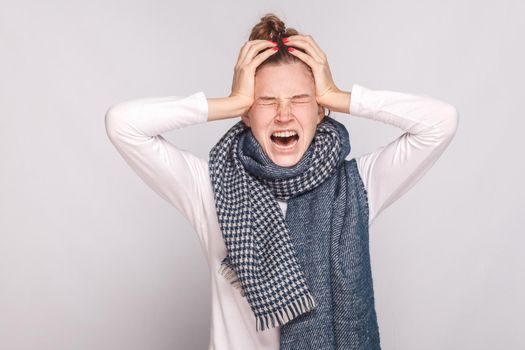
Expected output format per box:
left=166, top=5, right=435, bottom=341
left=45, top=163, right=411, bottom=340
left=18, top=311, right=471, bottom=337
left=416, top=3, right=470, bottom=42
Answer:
left=275, top=99, right=293, bottom=122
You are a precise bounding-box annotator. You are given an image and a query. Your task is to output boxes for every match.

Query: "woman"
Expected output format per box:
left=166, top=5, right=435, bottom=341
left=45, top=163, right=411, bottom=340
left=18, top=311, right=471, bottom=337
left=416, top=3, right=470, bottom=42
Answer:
left=105, top=13, right=458, bottom=350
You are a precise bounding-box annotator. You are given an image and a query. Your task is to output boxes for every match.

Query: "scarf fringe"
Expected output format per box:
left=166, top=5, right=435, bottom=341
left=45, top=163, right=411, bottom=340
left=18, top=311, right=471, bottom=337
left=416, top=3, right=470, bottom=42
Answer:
left=218, top=262, right=246, bottom=297
left=255, top=292, right=317, bottom=332
left=219, top=262, right=318, bottom=332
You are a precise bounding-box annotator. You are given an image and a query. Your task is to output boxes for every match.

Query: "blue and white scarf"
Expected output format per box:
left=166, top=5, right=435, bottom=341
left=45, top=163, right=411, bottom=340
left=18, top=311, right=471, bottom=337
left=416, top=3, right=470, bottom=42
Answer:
left=208, top=116, right=346, bottom=331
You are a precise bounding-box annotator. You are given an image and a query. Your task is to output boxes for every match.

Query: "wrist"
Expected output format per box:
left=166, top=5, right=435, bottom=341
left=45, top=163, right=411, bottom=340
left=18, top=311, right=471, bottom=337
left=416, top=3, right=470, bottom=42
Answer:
left=331, top=89, right=351, bottom=114
left=318, top=89, right=351, bottom=114
left=228, top=95, right=253, bottom=115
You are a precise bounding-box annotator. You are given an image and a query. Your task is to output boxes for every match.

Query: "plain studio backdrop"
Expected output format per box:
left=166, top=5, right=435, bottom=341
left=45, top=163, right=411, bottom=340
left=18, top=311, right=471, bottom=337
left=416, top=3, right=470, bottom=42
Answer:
left=1, top=0, right=523, bottom=349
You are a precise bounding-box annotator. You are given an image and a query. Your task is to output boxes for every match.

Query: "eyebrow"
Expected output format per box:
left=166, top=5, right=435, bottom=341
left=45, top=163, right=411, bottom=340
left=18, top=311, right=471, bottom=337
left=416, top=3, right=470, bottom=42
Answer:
left=257, top=94, right=311, bottom=101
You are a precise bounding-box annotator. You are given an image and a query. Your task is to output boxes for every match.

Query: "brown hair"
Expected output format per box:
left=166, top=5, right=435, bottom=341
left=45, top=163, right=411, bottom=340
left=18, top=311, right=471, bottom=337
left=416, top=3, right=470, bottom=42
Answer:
left=247, top=13, right=330, bottom=118
left=248, top=13, right=311, bottom=76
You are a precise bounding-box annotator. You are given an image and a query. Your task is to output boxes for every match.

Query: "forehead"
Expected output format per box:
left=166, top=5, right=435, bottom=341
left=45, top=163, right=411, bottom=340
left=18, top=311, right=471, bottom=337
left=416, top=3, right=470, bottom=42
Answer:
left=254, top=62, right=314, bottom=97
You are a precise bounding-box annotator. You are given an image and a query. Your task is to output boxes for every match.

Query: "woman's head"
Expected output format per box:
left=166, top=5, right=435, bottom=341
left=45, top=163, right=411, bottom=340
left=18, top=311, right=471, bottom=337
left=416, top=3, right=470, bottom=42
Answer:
left=241, top=13, right=328, bottom=168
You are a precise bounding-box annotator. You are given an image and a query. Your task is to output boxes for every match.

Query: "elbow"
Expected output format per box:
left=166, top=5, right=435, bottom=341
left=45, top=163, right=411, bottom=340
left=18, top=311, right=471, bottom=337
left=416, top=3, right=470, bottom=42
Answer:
left=104, top=105, right=119, bottom=141
left=104, top=101, right=133, bottom=142
left=436, top=102, right=459, bottom=139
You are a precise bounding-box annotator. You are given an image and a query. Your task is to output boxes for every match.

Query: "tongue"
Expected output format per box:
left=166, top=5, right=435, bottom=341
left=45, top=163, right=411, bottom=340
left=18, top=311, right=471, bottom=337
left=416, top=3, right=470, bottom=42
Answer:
left=273, top=135, right=298, bottom=146
left=276, top=136, right=293, bottom=146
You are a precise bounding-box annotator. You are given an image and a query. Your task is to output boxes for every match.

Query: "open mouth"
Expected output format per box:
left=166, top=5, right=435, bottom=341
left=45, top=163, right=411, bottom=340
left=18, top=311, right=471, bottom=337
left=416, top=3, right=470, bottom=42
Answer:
left=270, top=130, right=299, bottom=149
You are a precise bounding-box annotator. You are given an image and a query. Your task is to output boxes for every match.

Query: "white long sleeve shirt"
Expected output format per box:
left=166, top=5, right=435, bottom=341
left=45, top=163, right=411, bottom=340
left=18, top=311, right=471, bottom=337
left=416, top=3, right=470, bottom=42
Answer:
left=104, top=83, right=459, bottom=350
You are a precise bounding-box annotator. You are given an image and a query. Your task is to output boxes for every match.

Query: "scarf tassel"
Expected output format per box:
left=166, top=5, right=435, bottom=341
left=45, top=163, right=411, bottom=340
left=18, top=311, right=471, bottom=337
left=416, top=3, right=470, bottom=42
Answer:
left=218, top=262, right=246, bottom=297
left=219, top=261, right=318, bottom=331
left=255, top=292, right=317, bottom=332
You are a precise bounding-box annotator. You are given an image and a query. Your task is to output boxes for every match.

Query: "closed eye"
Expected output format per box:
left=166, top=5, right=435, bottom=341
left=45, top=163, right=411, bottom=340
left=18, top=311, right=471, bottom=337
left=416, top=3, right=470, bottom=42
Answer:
left=257, top=97, right=311, bottom=106
left=292, top=96, right=311, bottom=103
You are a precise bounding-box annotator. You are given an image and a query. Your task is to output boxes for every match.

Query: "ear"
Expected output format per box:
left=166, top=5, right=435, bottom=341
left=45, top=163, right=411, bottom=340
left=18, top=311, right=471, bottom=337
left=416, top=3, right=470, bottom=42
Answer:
left=240, top=105, right=252, bottom=127
left=317, top=104, right=325, bottom=124
left=241, top=111, right=251, bottom=127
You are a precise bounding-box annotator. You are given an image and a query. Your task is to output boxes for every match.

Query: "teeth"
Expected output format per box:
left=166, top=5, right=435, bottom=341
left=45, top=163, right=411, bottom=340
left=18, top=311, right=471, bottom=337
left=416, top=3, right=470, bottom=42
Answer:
left=272, top=130, right=297, bottom=138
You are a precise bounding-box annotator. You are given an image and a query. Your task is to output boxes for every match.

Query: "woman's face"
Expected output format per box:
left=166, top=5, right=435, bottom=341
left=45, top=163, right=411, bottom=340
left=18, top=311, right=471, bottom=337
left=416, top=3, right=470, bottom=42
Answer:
left=242, top=61, right=324, bottom=168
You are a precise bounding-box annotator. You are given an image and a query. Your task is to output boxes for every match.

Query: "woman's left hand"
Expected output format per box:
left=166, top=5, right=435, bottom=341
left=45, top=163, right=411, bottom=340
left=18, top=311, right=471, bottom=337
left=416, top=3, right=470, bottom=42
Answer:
left=285, top=35, right=350, bottom=113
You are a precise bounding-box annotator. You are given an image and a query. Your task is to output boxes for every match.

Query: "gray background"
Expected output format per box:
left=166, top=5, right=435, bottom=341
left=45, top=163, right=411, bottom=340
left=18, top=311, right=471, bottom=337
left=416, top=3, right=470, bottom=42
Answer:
left=1, top=0, right=523, bottom=349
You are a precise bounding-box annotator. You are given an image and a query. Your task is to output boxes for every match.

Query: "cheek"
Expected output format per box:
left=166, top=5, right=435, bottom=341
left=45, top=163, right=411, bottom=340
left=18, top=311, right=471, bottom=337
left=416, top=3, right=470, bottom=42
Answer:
left=297, top=107, right=321, bottom=126
left=296, top=104, right=320, bottom=121
left=302, top=120, right=321, bottom=145
left=249, top=112, right=272, bottom=133
left=249, top=123, right=270, bottom=145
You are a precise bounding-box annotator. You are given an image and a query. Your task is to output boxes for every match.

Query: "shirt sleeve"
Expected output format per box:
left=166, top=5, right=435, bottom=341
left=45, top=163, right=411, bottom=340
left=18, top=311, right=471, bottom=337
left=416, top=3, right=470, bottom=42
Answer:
left=350, top=84, right=459, bottom=227
left=104, top=91, right=210, bottom=250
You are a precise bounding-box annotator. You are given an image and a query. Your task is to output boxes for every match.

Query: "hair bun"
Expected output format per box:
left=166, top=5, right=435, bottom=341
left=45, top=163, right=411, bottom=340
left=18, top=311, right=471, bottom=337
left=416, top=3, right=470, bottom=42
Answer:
left=247, top=13, right=307, bottom=75
left=249, top=13, right=298, bottom=42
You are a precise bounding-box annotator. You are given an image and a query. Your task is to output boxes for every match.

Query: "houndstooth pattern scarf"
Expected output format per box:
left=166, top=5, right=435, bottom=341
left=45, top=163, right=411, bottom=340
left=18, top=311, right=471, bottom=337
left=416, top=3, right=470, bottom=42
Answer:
left=208, top=116, right=347, bottom=332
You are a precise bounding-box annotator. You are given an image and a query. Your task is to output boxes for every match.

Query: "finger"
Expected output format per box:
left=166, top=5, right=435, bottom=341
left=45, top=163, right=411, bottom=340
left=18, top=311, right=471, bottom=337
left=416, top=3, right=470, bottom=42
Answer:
left=235, top=40, right=269, bottom=68
left=248, top=45, right=279, bottom=69
left=286, top=46, right=316, bottom=69
left=235, top=41, right=253, bottom=68
left=238, top=40, right=276, bottom=68
left=285, top=35, right=326, bottom=59
left=286, top=37, right=323, bottom=63
left=285, top=35, right=325, bottom=62
left=303, top=35, right=326, bottom=60
left=243, top=40, right=278, bottom=66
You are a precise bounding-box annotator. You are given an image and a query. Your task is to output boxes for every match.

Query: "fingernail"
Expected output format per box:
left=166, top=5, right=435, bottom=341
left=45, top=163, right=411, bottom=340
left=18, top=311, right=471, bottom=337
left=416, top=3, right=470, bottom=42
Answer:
left=272, top=47, right=279, bottom=51
left=287, top=47, right=294, bottom=52
left=282, top=37, right=289, bottom=43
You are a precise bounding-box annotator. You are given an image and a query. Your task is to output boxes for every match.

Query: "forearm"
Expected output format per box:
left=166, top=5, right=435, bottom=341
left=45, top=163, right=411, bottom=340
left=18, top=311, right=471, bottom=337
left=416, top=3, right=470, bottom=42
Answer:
left=348, top=84, right=458, bottom=136
left=207, top=96, right=252, bottom=121
left=105, top=91, right=208, bottom=141
left=322, top=89, right=352, bottom=114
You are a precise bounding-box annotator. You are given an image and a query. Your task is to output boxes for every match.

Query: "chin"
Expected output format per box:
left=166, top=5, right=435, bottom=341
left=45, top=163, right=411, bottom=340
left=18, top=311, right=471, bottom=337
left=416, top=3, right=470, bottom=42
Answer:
left=270, top=152, right=303, bottom=168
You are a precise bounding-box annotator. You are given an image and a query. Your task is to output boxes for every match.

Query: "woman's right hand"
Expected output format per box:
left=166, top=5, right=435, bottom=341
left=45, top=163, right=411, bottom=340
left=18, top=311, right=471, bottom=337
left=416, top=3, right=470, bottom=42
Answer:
left=230, top=39, right=278, bottom=112
left=207, top=40, right=278, bottom=122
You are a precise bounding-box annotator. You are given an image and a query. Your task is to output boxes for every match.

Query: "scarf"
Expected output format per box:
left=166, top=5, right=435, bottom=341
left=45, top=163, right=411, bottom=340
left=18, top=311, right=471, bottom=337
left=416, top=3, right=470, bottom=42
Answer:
left=208, top=116, right=381, bottom=349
